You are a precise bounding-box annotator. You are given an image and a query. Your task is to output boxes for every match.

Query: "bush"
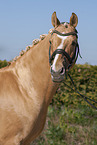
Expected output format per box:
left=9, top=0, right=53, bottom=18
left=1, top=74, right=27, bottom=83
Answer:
left=51, top=64, right=97, bottom=108
left=32, top=64, right=97, bottom=145
left=0, top=60, right=8, bottom=69
left=0, top=60, right=97, bottom=144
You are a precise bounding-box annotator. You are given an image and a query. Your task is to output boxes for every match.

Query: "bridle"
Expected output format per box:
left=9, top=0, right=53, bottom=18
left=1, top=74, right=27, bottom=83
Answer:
left=48, top=25, right=97, bottom=110
left=49, top=28, right=81, bottom=71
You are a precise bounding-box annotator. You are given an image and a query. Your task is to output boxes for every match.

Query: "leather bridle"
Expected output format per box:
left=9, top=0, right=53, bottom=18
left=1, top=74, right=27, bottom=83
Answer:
left=49, top=28, right=81, bottom=70
left=49, top=26, right=97, bottom=110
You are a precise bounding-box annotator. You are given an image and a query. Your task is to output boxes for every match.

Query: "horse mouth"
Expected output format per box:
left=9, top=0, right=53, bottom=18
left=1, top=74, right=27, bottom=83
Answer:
left=51, top=75, right=65, bottom=82
left=50, top=67, right=65, bottom=83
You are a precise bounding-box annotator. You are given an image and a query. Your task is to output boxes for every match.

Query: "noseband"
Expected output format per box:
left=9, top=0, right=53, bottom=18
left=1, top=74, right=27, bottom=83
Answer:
left=48, top=25, right=97, bottom=110
left=49, top=28, right=81, bottom=70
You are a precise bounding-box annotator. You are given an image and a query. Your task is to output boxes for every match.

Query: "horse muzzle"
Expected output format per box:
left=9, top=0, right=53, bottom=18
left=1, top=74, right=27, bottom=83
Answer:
left=50, top=67, right=66, bottom=83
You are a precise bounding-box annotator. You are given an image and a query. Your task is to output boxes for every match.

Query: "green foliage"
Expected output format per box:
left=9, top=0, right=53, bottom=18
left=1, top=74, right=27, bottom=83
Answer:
left=0, top=60, right=8, bottom=69
left=0, top=61, right=97, bottom=144
left=51, top=64, right=97, bottom=108
left=32, top=64, right=97, bottom=145
left=32, top=105, right=97, bottom=145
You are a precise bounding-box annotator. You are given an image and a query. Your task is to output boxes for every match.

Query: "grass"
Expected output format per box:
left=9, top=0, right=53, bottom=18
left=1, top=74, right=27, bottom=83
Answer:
left=0, top=61, right=97, bottom=144
left=32, top=105, right=97, bottom=145
left=31, top=64, right=97, bottom=145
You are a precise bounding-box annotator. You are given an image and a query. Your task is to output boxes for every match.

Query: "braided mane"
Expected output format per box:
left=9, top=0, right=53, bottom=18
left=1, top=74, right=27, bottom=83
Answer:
left=8, top=28, right=54, bottom=65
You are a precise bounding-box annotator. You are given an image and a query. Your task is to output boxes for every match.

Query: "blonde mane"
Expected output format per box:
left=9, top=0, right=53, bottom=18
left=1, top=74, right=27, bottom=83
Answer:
left=9, top=28, right=54, bottom=64
left=0, top=12, right=78, bottom=145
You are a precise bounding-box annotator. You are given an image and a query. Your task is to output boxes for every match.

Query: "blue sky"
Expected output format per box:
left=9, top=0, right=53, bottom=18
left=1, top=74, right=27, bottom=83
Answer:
left=0, top=0, right=97, bottom=65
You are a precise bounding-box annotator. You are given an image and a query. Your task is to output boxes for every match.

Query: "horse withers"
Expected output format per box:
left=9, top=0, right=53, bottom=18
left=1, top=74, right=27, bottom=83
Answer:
left=0, top=12, right=78, bottom=145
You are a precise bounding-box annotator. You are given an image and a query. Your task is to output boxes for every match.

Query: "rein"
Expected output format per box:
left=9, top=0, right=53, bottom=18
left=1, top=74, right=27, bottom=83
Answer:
left=66, top=73, right=97, bottom=110
left=49, top=26, right=97, bottom=110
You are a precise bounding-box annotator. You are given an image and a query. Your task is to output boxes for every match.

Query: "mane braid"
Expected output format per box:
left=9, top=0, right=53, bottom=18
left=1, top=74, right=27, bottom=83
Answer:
left=8, top=33, right=48, bottom=66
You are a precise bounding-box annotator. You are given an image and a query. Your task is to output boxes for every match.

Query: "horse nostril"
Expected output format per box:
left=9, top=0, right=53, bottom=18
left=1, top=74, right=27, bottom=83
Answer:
left=60, top=67, right=64, bottom=74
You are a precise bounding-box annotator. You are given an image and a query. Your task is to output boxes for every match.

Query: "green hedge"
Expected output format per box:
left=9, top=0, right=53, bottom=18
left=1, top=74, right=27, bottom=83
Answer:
left=0, top=60, right=97, bottom=144
left=32, top=64, right=97, bottom=145
left=0, top=60, right=97, bottom=108
left=0, top=60, right=8, bottom=69
left=51, top=64, right=97, bottom=108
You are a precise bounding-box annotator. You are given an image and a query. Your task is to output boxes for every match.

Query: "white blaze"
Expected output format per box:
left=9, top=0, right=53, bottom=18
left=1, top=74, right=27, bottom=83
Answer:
left=52, top=34, right=68, bottom=71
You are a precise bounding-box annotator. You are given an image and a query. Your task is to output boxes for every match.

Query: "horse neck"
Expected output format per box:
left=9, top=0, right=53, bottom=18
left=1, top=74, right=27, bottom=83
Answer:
left=13, top=34, right=58, bottom=105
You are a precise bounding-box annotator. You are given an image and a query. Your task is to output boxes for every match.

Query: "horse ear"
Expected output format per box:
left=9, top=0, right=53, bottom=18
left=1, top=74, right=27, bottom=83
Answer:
left=70, top=13, right=78, bottom=28
left=51, top=12, right=60, bottom=27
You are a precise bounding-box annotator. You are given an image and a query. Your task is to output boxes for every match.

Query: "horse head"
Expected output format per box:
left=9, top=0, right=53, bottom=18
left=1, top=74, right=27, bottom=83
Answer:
left=49, top=12, right=79, bottom=82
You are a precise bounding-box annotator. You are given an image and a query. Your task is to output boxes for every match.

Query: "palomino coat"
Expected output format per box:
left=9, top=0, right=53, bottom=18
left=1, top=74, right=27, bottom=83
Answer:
left=0, top=12, right=78, bottom=145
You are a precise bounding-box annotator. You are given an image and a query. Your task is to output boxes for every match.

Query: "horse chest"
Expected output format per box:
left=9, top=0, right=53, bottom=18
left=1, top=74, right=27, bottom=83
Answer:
left=21, top=104, right=48, bottom=145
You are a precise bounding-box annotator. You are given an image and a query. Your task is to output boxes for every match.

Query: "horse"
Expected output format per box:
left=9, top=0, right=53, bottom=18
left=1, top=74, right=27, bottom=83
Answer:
left=0, top=12, right=79, bottom=145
